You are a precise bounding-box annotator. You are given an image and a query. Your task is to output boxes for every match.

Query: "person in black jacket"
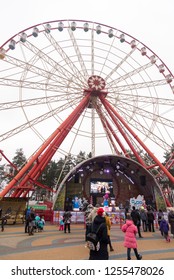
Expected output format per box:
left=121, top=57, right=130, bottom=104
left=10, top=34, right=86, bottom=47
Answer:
left=1, top=215, right=7, bottom=232
left=89, top=207, right=109, bottom=260
left=28, top=208, right=36, bottom=235
left=24, top=207, right=31, bottom=233
left=63, top=209, right=72, bottom=233
left=147, top=206, right=155, bottom=232
left=168, top=210, right=174, bottom=238
left=131, top=206, right=143, bottom=238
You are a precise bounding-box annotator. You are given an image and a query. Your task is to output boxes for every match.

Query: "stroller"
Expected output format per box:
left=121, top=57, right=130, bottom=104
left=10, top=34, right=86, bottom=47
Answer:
left=36, top=217, right=45, bottom=232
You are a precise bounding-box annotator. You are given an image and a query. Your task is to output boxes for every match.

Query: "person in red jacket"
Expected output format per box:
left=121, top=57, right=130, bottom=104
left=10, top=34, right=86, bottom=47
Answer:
left=122, top=213, right=142, bottom=260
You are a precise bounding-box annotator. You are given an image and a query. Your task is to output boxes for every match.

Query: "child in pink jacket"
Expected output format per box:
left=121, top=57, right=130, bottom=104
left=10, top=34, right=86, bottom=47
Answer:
left=122, top=214, right=142, bottom=260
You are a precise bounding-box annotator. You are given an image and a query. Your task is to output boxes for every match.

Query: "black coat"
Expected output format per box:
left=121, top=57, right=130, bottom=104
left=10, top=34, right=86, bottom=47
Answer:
left=147, top=210, right=155, bottom=222
left=131, top=209, right=141, bottom=226
left=168, top=211, right=174, bottom=234
left=89, top=215, right=109, bottom=260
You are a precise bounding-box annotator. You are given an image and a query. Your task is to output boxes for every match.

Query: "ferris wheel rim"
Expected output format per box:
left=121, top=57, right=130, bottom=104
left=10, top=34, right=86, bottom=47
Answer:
left=1, top=19, right=173, bottom=76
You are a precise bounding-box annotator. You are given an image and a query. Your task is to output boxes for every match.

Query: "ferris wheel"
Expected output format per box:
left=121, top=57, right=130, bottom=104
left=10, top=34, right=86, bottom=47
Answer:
left=0, top=19, right=174, bottom=197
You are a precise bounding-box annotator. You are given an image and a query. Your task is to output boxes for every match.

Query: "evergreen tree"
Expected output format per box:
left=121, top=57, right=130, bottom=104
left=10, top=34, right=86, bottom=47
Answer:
left=161, top=143, right=174, bottom=189
left=12, top=148, right=27, bottom=170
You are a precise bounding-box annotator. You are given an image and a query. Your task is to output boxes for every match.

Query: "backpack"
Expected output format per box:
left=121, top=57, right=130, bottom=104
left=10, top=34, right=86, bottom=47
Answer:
left=86, top=223, right=103, bottom=251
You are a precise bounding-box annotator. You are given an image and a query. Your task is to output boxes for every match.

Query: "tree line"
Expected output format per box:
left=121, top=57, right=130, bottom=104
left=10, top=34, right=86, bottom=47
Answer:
left=0, top=144, right=173, bottom=199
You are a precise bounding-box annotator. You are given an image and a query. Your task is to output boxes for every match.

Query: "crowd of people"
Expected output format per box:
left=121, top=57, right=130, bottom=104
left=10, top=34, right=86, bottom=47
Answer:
left=82, top=204, right=174, bottom=260
left=1, top=203, right=174, bottom=260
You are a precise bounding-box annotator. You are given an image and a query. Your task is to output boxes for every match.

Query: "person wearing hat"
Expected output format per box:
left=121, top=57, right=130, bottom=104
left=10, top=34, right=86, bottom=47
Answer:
left=89, top=207, right=109, bottom=260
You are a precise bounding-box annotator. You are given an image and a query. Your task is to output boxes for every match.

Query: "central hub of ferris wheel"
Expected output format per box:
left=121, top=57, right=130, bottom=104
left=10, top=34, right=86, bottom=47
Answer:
left=88, top=75, right=106, bottom=91
left=85, top=75, right=107, bottom=108
left=86, top=75, right=107, bottom=99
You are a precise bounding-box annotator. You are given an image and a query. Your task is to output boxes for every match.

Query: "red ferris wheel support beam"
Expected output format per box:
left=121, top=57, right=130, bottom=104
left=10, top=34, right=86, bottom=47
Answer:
left=12, top=93, right=91, bottom=198
left=99, top=96, right=146, bottom=167
left=16, top=114, right=86, bottom=198
left=95, top=106, right=120, bottom=155
left=0, top=150, right=18, bottom=170
left=95, top=105, right=130, bottom=157
left=99, top=94, right=174, bottom=184
left=0, top=93, right=91, bottom=198
left=12, top=118, right=80, bottom=197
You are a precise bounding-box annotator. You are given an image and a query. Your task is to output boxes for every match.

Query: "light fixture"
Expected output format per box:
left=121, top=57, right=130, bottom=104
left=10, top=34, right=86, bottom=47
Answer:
left=32, top=27, right=39, bottom=37
left=45, top=23, right=51, bottom=33
left=71, top=21, right=76, bottom=31
left=96, top=25, right=101, bottom=34
left=68, top=175, right=73, bottom=181
left=120, top=34, right=125, bottom=43
left=20, top=33, right=27, bottom=43
left=58, top=21, right=64, bottom=31
left=83, top=23, right=89, bottom=32
left=124, top=173, right=134, bottom=184
left=104, top=169, right=110, bottom=173
left=78, top=168, right=83, bottom=172
left=9, top=40, right=16, bottom=50
left=108, top=29, right=114, bottom=38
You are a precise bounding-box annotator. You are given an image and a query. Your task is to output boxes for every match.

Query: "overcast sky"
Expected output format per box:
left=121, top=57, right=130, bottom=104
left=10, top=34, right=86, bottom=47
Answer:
left=0, top=0, right=174, bottom=163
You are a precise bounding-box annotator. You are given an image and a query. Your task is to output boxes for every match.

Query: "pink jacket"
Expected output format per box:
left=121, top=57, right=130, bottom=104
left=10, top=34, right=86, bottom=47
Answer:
left=122, top=220, right=138, bottom=248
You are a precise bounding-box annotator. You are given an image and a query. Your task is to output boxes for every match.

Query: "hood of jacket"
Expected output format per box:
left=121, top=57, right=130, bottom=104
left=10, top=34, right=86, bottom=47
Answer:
left=126, top=219, right=134, bottom=226
left=94, top=215, right=105, bottom=225
left=92, top=215, right=106, bottom=231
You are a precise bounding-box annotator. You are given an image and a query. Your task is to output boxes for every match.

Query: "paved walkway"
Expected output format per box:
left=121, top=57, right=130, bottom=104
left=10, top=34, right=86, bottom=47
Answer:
left=0, top=223, right=174, bottom=260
